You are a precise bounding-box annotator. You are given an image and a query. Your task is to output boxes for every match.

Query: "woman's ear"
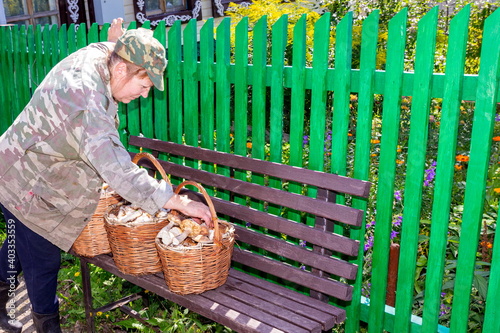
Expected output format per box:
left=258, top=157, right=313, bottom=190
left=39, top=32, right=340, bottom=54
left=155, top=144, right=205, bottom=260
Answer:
left=113, top=62, right=127, bottom=78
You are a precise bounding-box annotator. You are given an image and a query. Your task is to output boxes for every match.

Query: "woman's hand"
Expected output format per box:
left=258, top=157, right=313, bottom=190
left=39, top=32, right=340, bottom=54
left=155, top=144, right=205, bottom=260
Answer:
left=163, top=194, right=213, bottom=228
left=107, top=18, right=126, bottom=43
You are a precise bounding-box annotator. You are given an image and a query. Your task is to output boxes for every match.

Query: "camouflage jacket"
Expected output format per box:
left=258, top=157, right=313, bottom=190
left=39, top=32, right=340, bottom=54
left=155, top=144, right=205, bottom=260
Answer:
left=0, top=42, right=172, bottom=251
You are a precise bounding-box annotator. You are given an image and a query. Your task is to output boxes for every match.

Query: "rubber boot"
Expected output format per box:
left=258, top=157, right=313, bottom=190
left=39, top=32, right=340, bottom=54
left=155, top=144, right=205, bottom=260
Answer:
left=0, top=281, right=23, bottom=333
left=31, top=310, right=62, bottom=333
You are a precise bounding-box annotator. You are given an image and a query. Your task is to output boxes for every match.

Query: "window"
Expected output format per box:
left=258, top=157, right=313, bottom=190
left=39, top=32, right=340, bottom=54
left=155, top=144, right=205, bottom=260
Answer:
left=133, top=0, right=202, bottom=27
left=3, top=0, right=59, bottom=26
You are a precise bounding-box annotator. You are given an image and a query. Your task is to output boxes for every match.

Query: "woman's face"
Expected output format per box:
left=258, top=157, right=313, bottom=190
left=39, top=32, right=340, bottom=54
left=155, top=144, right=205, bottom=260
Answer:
left=110, top=62, right=154, bottom=104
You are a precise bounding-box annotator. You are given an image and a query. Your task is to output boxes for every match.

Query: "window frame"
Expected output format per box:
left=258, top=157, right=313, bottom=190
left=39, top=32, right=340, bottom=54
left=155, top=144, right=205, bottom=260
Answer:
left=4, top=0, right=60, bottom=25
left=133, top=0, right=203, bottom=27
left=211, top=0, right=251, bottom=18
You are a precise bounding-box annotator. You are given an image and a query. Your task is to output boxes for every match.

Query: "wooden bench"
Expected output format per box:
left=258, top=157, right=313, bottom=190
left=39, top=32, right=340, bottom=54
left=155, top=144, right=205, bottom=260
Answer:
left=73, top=135, right=371, bottom=333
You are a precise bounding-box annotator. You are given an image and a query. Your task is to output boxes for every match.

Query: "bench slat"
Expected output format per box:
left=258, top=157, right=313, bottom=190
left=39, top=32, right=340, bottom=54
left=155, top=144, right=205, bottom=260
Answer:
left=232, top=248, right=353, bottom=301
left=128, top=136, right=371, bottom=198
left=206, top=197, right=359, bottom=256
left=202, top=289, right=315, bottom=333
left=224, top=276, right=336, bottom=330
left=154, top=159, right=363, bottom=227
left=234, top=226, right=358, bottom=279
left=229, top=269, right=345, bottom=325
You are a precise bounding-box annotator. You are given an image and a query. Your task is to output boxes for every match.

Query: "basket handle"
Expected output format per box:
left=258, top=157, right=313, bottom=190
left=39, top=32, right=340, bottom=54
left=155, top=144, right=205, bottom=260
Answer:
left=132, top=152, right=171, bottom=185
left=174, top=181, right=222, bottom=244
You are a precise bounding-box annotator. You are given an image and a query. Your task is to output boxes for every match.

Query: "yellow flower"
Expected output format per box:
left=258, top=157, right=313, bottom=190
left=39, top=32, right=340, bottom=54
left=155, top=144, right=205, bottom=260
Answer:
left=246, top=142, right=252, bottom=149
left=455, top=165, right=463, bottom=170
left=371, top=139, right=380, bottom=144
left=97, top=312, right=103, bottom=317
left=74, top=272, right=80, bottom=277
left=396, top=159, right=404, bottom=164
left=494, top=188, right=500, bottom=194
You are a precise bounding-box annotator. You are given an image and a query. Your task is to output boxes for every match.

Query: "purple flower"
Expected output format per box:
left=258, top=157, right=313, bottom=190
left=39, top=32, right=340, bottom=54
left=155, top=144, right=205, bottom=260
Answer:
left=303, top=135, right=309, bottom=147
left=299, top=240, right=307, bottom=247
left=366, top=220, right=376, bottom=229
left=393, top=216, right=403, bottom=227
left=496, top=114, right=500, bottom=121
left=390, top=230, right=399, bottom=239
left=364, top=235, right=374, bottom=251
left=424, top=161, right=437, bottom=187
left=394, top=190, right=402, bottom=201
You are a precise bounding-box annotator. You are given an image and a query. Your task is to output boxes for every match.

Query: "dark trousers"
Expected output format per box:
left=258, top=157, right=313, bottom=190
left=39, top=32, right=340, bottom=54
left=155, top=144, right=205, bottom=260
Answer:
left=0, top=204, right=60, bottom=314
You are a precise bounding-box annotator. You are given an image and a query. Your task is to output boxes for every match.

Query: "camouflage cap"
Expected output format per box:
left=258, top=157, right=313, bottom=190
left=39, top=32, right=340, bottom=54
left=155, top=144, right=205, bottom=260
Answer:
left=115, top=28, right=167, bottom=91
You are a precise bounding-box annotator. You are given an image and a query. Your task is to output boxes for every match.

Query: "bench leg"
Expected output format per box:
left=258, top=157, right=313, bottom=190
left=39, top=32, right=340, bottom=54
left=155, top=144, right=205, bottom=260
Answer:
left=80, top=258, right=96, bottom=333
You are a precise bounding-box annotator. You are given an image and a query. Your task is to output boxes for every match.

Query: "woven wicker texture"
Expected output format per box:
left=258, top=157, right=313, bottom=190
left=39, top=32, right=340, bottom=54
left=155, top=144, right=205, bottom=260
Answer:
left=104, top=152, right=171, bottom=275
left=156, top=181, right=235, bottom=295
left=71, top=190, right=122, bottom=257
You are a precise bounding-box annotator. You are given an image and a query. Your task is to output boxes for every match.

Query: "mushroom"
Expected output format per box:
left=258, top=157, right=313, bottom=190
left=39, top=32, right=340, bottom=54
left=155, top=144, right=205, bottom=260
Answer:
left=192, top=234, right=211, bottom=243
left=117, top=206, right=142, bottom=224
left=169, top=227, right=182, bottom=246
left=175, top=219, right=209, bottom=243
left=156, top=219, right=180, bottom=246
left=167, top=212, right=183, bottom=225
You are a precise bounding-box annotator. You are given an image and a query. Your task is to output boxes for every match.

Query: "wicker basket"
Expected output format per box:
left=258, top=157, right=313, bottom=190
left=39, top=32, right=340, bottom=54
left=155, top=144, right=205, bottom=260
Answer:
left=104, top=152, right=171, bottom=275
left=156, top=181, right=235, bottom=295
left=71, top=188, right=122, bottom=257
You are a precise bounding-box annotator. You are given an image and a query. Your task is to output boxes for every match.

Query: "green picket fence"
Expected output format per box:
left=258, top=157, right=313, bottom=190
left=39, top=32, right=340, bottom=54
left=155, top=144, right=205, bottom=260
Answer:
left=1, top=5, right=500, bottom=333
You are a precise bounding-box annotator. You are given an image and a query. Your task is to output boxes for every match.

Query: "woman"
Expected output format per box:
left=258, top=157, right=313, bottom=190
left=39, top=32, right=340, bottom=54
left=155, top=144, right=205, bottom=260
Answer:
left=0, top=21, right=211, bottom=332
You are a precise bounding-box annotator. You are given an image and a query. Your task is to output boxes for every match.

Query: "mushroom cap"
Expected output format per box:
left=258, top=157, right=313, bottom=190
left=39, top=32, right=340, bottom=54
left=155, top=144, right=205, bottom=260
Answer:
left=179, top=219, right=209, bottom=237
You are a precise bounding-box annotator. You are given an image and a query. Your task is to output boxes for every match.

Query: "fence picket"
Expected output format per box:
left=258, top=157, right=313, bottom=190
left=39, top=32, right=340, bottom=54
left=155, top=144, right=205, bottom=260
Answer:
left=0, top=26, right=13, bottom=130
left=347, top=10, right=380, bottom=333
left=268, top=15, right=288, bottom=216
left=250, top=15, right=268, bottom=171
left=394, top=7, right=439, bottom=332
left=183, top=19, right=199, bottom=157
left=88, top=22, right=98, bottom=44
left=331, top=11, right=353, bottom=179
left=331, top=12, right=354, bottom=237
left=308, top=13, right=330, bottom=174
left=58, top=24, right=68, bottom=61
left=11, top=24, right=22, bottom=116
left=76, top=22, right=87, bottom=49
left=153, top=20, right=167, bottom=144
left=287, top=15, right=307, bottom=222
left=483, top=205, right=500, bottom=332
left=368, top=8, right=408, bottom=333
left=199, top=17, right=215, bottom=181
left=421, top=6, right=470, bottom=332
left=450, top=8, right=500, bottom=333
left=167, top=20, right=182, bottom=145
left=215, top=17, right=231, bottom=200
left=215, top=17, right=231, bottom=155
